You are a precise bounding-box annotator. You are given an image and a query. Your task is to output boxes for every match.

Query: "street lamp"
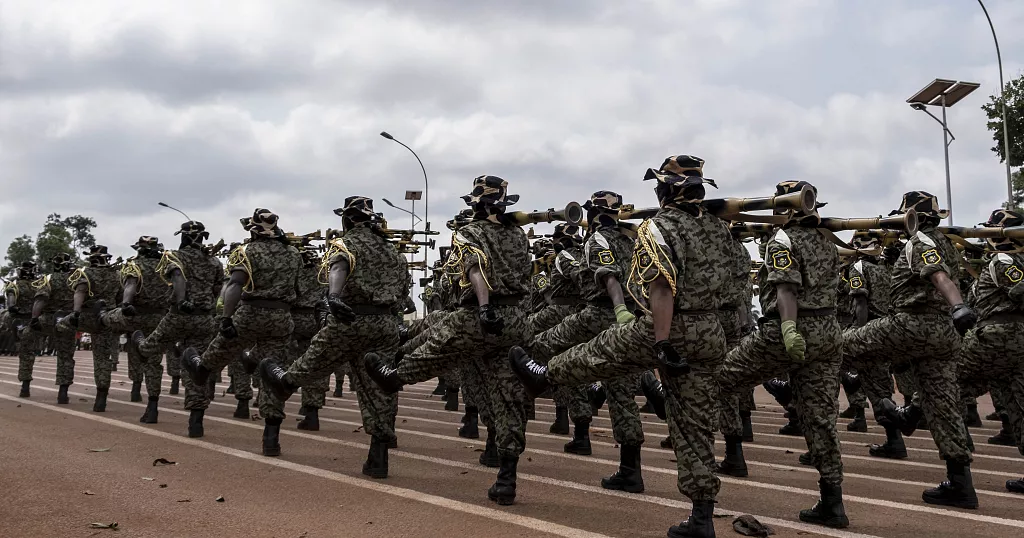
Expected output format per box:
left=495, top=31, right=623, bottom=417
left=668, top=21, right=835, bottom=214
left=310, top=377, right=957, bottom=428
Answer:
left=380, top=131, right=430, bottom=259
left=977, top=0, right=1014, bottom=207
left=382, top=198, right=423, bottom=227
left=907, top=78, right=980, bottom=225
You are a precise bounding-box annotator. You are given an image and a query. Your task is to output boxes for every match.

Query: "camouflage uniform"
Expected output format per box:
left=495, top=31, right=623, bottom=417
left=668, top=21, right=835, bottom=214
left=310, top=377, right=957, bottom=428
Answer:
left=4, top=277, right=41, bottom=383
left=843, top=225, right=971, bottom=463
left=719, top=235, right=755, bottom=437
left=718, top=225, right=845, bottom=486
left=32, top=268, right=79, bottom=386
left=198, top=237, right=300, bottom=420
left=62, top=262, right=121, bottom=391
left=289, top=263, right=329, bottom=411
left=136, top=245, right=221, bottom=411
left=841, top=257, right=891, bottom=411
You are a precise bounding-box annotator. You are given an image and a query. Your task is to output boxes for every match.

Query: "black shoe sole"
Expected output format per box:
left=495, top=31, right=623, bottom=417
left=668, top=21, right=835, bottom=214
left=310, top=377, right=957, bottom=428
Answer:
left=600, top=480, right=645, bottom=493
left=868, top=448, right=908, bottom=459
left=922, top=496, right=978, bottom=510
left=263, top=448, right=282, bottom=457
left=362, top=468, right=388, bottom=479
left=715, top=464, right=748, bottom=477
left=798, top=513, right=850, bottom=528
left=846, top=421, right=868, bottom=433
left=563, top=444, right=592, bottom=456
left=296, top=422, right=319, bottom=431
left=458, top=429, right=480, bottom=439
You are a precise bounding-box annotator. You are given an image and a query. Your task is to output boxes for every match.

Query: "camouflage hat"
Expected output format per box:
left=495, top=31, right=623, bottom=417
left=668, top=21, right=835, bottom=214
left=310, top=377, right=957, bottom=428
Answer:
left=890, top=191, right=948, bottom=220
left=645, top=155, right=717, bottom=205
left=50, top=252, right=74, bottom=267
left=776, top=180, right=824, bottom=224
left=849, top=230, right=882, bottom=250
left=131, top=236, right=161, bottom=251
left=333, top=196, right=378, bottom=220
left=552, top=223, right=582, bottom=240
left=241, top=208, right=285, bottom=238
left=174, top=220, right=209, bottom=238
left=85, top=245, right=113, bottom=266
left=980, top=208, right=1024, bottom=228
left=446, top=208, right=474, bottom=230
left=461, top=175, right=520, bottom=208
left=532, top=237, right=554, bottom=258
left=16, top=261, right=37, bottom=279
left=583, top=191, right=623, bottom=211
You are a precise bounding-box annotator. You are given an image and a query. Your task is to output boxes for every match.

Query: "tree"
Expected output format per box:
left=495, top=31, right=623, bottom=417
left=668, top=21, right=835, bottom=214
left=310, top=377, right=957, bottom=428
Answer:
left=36, top=215, right=75, bottom=273
left=981, top=74, right=1024, bottom=168
left=2, top=235, right=36, bottom=277
left=61, top=214, right=97, bottom=253
left=1005, top=168, right=1024, bottom=210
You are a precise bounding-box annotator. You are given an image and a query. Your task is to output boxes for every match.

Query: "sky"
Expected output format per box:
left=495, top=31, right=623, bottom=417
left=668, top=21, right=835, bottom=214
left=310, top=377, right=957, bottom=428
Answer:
left=1, top=0, right=1023, bottom=303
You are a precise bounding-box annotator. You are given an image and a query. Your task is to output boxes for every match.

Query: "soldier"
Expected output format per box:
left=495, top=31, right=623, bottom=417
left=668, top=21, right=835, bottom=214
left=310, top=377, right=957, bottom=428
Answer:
left=288, top=242, right=330, bottom=431
left=259, top=197, right=406, bottom=474
left=29, top=253, right=79, bottom=403
left=59, top=246, right=120, bottom=412
left=366, top=176, right=532, bottom=504
left=3, top=261, right=41, bottom=397
left=511, top=156, right=736, bottom=536
left=131, top=220, right=221, bottom=437
left=953, top=209, right=1024, bottom=494
left=100, top=237, right=171, bottom=423
left=179, top=209, right=299, bottom=455
left=845, top=192, right=978, bottom=509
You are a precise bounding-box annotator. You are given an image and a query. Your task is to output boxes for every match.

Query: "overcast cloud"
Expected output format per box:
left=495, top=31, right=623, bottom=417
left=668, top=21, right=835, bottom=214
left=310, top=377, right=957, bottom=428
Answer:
left=2, top=1, right=1022, bottom=302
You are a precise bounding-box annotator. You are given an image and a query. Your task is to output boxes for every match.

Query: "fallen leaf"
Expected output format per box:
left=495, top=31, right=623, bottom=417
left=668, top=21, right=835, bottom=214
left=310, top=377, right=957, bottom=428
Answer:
left=118, top=382, right=124, bottom=385
left=527, top=457, right=532, bottom=462
left=16, top=404, right=21, bottom=408
left=216, top=496, right=225, bottom=502
left=784, top=450, right=794, bottom=454
left=464, top=445, right=475, bottom=449
left=89, top=522, right=119, bottom=530
left=459, top=471, right=469, bottom=475
left=401, top=419, right=407, bottom=423
left=79, top=398, right=88, bottom=402
left=83, top=491, right=95, bottom=496
left=177, top=499, right=191, bottom=503
left=152, top=458, right=176, bottom=466
left=142, top=477, right=155, bottom=481
left=159, top=484, right=168, bottom=488
left=88, top=448, right=112, bottom=453
left=352, top=426, right=364, bottom=433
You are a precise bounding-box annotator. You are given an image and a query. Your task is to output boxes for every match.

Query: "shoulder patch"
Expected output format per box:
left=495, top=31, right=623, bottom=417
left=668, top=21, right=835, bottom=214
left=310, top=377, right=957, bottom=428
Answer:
left=996, top=253, right=1014, bottom=265
left=849, top=276, right=864, bottom=289
left=773, top=229, right=792, bottom=249
left=1006, top=265, right=1024, bottom=284
left=648, top=222, right=669, bottom=248
left=915, top=231, right=937, bottom=248
left=921, top=249, right=942, bottom=265
left=853, top=260, right=863, bottom=273
left=536, top=275, right=549, bottom=290
left=593, top=232, right=610, bottom=249
left=597, top=250, right=615, bottom=265
left=771, top=249, right=793, bottom=270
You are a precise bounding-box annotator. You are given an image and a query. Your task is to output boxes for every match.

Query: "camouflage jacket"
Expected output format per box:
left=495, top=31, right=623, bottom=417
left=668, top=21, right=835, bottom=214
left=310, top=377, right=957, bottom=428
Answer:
left=721, top=236, right=752, bottom=310
left=450, top=219, right=530, bottom=304
left=760, top=226, right=839, bottom=314
left=325, top=225, right=408, bottom=308
left=579, top=226, right=634, bottom=303
left=122, top=255, right=172, bottom=309
left=889, top=226, right=961, bottom=315
left=229, top=237, right=301, bottom=304
left=158, top=245, right=223, bottom=311
left=525, top=271, right=550, bottom=313
left=71, top=265, right=120, bottom=309
left=847, top=257, right=890, bottom=319
left=971, top=251, right=1024, bottom=320
left=545, top=247, right=582, bottom=302
left=295, top=264, right=325, bottom=310
left=3, top=279, right=35, bottom=314
left=33, top=270, right=77, bottom=312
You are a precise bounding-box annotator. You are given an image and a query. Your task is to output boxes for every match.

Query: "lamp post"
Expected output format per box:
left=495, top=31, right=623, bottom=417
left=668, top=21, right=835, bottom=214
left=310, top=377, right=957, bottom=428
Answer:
left=380, top=131, right=430, bottom=261
left=383, top=193, right=426, bottom=317
left=977, top=0, right=1014, bottom=207
left=907, top=79, right=980, bottom=225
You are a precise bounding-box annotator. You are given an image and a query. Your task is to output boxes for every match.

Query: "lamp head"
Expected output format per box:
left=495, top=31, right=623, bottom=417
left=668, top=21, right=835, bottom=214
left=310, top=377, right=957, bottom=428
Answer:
left=380, top=131, right=394, bottom=140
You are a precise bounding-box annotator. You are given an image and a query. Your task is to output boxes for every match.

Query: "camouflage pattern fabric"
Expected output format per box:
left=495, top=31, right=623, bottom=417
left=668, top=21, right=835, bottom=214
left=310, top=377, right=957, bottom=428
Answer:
left=449, top=220, right=531, bottom=304
left=889, top=227, right=961, bottom=314
left=759, top=227, right=838, bottom=312
left=577, top=226, right=634, bottom=302
left=326, top=225, right=410, bottom=307
left=158, top=246, right=223, bottom=310
left=848, top=258, right=890, bottom=319
left=137, top=312, right=217, bottom=410
left=7, top=279, right=38, bottom=382
left=527, top=304, right=577, bottom=335
left=102, top=309, right=165, bottom=396
left=290, top=312, right=329, bottom=410
left=165, top=346, right=181, bottom=379
left=229, top=238, right=301, bottom=303
left=959, top=322, right=1024, bottom=450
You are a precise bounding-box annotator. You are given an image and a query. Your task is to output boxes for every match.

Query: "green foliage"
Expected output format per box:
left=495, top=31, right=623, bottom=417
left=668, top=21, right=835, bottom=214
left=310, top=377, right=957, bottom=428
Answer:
left=1003, top=168, right=1024, bottom=210
left=61, top=214, right=97, bottom=252
left=981, top=74, right=1024, bottom=168
left=36, top=221, right=75, bottom=273
left=3, top=213, right=97, bottom=276
left=2, top=235, right=36, bottom=277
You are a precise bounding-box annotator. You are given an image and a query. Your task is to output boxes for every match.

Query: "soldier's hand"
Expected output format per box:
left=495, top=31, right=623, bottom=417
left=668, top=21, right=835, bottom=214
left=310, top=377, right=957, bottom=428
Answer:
left=653, top=340, right=690, bottom=376
left=478, top=304, right=505, bottom=336
left=177, top=299, right=195, bottom=314
left=121, top=302, right=136, bottom=317
left=950, top=303, right=977, bottom=337
left=29, top=317, right=42, bottom=332
left=327, top=293, right=356, bottom=324
left=613, top=304, right=635, bottom=325
left=68, top=311, right=80, bottom=329
left=780, top=320, right=806, bottom=361
left=883, top=243, right=902, bottom=265
left=219, top=316, right=238, bottom=339
left=8, top=306, right=20, bottom=316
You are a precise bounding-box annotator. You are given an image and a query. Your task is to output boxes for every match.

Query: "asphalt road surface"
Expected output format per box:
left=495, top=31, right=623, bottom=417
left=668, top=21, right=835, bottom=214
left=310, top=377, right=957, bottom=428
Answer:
left=1, top=353, right=1021, bottom=537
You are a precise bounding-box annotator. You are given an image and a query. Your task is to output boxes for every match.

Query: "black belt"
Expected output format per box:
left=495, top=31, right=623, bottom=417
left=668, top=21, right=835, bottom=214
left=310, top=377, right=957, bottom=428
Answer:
left=170, top=305, right=213, bottom=315
left=240, top=298, right=291, bottom=310
left=586, top=297, right=639, bottom=310
left=978, top=313, right=1024, bottom=328
left=549, top=297, right=582, bottom=306
left=762, top=308, right=836, bottom=320
left=131, top=306, right=167, bottom=315
left=676, top=309, right=715, bottom=315
left=350, top=305, right=395, bottom=316
left=462, top=294, right=525, bottom=307
left=291, top=307, right=316, bottom=315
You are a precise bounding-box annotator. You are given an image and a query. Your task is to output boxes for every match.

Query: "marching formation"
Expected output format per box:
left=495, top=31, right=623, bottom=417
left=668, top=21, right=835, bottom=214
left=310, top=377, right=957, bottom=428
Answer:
left=3, top=155, right=1024, bottom=538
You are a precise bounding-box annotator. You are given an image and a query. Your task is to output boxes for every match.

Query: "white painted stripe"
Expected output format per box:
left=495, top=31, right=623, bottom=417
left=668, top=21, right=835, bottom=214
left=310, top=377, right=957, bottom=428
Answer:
left=0, top=383, right=882, bottom=538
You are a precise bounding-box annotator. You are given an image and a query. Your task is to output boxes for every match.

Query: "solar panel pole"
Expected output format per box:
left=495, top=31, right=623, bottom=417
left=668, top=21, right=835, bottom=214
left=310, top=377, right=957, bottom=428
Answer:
left=940, top=93, right=953, bottom=225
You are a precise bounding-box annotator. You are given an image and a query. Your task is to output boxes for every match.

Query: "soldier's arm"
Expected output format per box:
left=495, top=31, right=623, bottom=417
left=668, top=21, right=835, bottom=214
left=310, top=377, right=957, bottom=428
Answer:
left=328, top=258, right=349, bottom=296
left=222, top=270, right=247, bottom=318
left=929, top=271, right=964, bottom=307
left=170, top=269, right=187, bottom=305
left=853, top=296, right=869, bottom=327
left=777, top=283, right=799, bottom=322
left=4, top=291, right=15, bottom=313
left=469, top=266, right=490, bottom=306
left=601, top=274, right=627, bottom=308
left=122, top=276, right=140, bottom=305
left=73, top=283, right=88, bottom=312
left=31, top=297, right=47, bottom=318
left=649, top=276, right=673, bottom=341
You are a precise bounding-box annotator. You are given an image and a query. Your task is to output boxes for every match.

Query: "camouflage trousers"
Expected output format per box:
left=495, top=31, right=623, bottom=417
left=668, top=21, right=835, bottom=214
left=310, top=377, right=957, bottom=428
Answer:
left=718, top=309, right=755, bottom=435
left=839, top=356, right=869, bottom=409
left=400, top=311, right=453, bottom=355
left=843, top=313, right=971, bottom=464
left=529, top=304, right=633, bottom=435
left=719, top=316, right=844, bottom=486
left=11, top=316, right=39, bottom=382
left=398, top=305, right=530, bottom=458
left=102, top=309, right=165, bottom=397
left=548, top=312, right=726, bottom=503
left=528, top=304, right=579, bottom=335
left=198, top=305, right=293, bottom=420
left=290, top=312, right=330, bottom=410
left=959, top=322, right=1024, bottom=451
left=38, top=313, right=78, bottom=386
left=287, top=313, right=400, bottom=441
left=137, top=311, right=217, bottom=411
left=58, top=312, right=119, bottom=391
left=407, top=311, right=447, bottom=341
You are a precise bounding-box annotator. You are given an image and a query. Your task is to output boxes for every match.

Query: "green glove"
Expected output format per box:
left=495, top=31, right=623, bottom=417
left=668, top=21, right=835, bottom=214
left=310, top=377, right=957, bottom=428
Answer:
left=780, top=320, right=806, bottom=362
left=614, top=304, right=635, bottom=325
left=216, top=296, right=224, bottom=316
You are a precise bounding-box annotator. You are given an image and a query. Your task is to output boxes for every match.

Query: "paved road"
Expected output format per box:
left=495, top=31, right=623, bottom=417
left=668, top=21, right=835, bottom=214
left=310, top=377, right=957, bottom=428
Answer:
left=0, top=353, right=1021, bottom=537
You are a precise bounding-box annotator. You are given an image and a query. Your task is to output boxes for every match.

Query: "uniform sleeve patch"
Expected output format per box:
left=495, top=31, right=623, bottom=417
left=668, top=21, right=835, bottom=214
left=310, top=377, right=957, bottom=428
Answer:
left=849, top=276, right=864, bottom=289
left=536, top=276, right=549, bottom=290
left=771, top=250, right=793, bottom=270
left=597, top=250, right=615, bottom=265
left=1005, top=265, right=1024, bottom=283
left=921, top=249, right=942, bottom=266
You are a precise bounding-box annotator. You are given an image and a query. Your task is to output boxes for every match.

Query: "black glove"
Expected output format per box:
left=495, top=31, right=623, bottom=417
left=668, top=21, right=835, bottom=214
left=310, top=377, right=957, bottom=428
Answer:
left=121, top=302, right=136, bottom=317
left=950, top=303, right=978, bottom=337
left=653, top=340, right=690, bottom=376
left=68, top=311, right=80, bottom=329
left=478, top=304, right=505, bottom=336
left=219, top=316, right=238, bottom=339
left=883, top=243, right=902, bottom=265
left=397, top=323, right=409, bottom=345
left=8, top=306, right=20, bottom=316
left=29, top=317, right=42, bottom=332
left=316, top=298, right=331, bottom=330
left=177, top=299, right=195, bottom=314
left=327, top=293, right=356, bottom=324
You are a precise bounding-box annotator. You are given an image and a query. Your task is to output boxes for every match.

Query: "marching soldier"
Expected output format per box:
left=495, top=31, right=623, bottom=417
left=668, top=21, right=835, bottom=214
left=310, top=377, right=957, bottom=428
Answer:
left=28, top=253, right=79, bottom=403
left=4, top=261, right=41, bottom=397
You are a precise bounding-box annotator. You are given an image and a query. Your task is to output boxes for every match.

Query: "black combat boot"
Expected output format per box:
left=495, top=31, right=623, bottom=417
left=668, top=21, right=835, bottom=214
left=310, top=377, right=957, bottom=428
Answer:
left=869, top=425, right=908, bottom=459
left=588, top=382, right=606, bottom=417
left=138, top=396, right=158, bottom=423
left=507, top=347, right=550, bottom=398
left=205, top=377, right=217, bottom=401
left=923, top=460, right=978, bottom=509
left=799, top=479, right=850, bottom=528
left=841, top=372, right=861, bottom=399
left=239, top=350, right=257, bottom=375
left=1007, top=478, right=1024, bottom=494
left=740, top=410, right=754, bottom=443
left=839, top=406, right=858, bottom=419
left=297, top=405, right=308, bottom=416
left=487, top=456, right=518, bottom=506
left=762, top=378, right=793, bottom=408
left=459, top=406, right=480, bottom=439
left=362, top=436, right=389, bottom=479
left=19, top=380, right=30, bottom=398
left=799, top=451, right=813, bottom=466
left=639, top=371, right=666, bottom=420
left=716, top=435, right=747, bottom=477
left=525, top=398, right=536, bottom=421
left=985, top=410, right=1001, bottom=421
left=988, top=415, right=1015, bottom=446
left=878, top=398, right=923, bottom=437
left=364, top=353, right=403, bottom=394
left=444, top=387, right=460, bottom=411
left=433, top=379, right=447, bottom=396
left=57, top=384, right=70, bottom=405
left=262, top=417, right=282, bottom=457
left=333, top=378, right=344, bottom=398
left=660, top=436, right=673, bottom=449
left=169, top=376, right=180, bottom=395
left=964, top=404, right=983, bottom=428
left=479, top=428, right=501, bottom=468
left=188, top=409, right=205, bottom=438
left=234, top=398, right=250, bottom=419
left=601, top=444, right=644, bottom=493
left=93, top=389, right=108, bottom=412
left=563, top=421, right=592, bottom=455
left=846, top=407, right=868, bottom=433
left=297, top=408, right=320, bottom=431
left=226, top=377, right=235, bottom=394
left=180, top=347, right=211, bottom=386
left=778, top=412, right=802, bottom=436
left=667, top=500, right=716, bottom=538
left=258, top=358, right=297, bottom=401
left=130, top=380, right=142, bottom=402
left=549, top=405, right=570, bottom=435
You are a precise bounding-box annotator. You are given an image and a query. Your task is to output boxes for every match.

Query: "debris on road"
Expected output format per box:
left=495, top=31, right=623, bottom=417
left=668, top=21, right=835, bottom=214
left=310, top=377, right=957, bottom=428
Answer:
left=88, top=522, right=119, bottom=530
left=152, top=458, right=176, bottom=466
left=88, top=448, right=111, bottom=453
left=83, top=491, right=95, bottom=496
left=732, top=515, right=774, bottom=536
left=216, top=496, right=225, bottom=502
